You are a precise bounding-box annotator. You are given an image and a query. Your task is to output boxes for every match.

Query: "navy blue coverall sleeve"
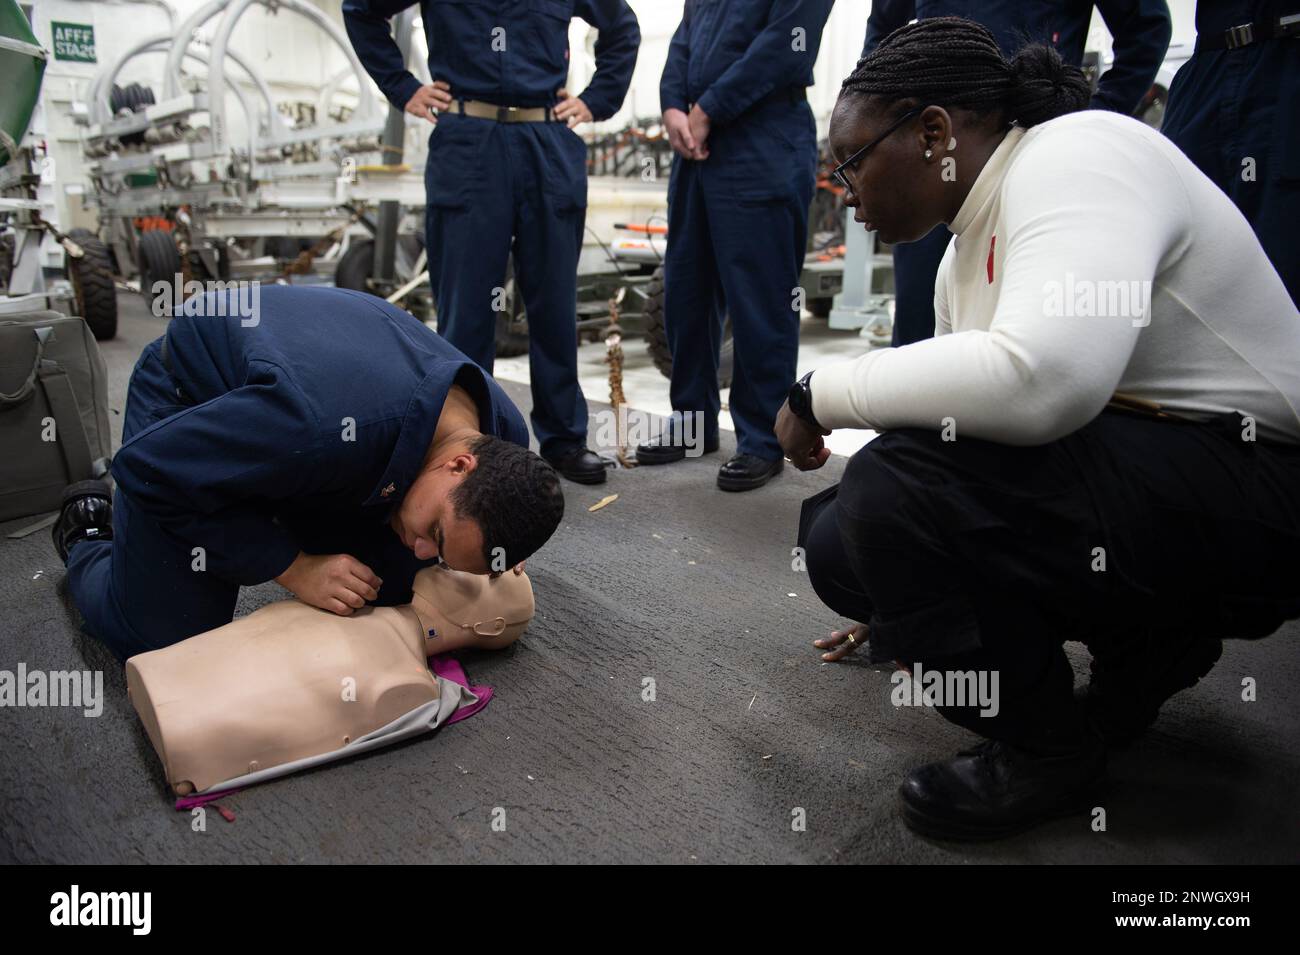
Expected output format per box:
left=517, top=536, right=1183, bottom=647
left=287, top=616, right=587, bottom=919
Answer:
left=573, top=0, right=641, bottom=121
left=660, top=7, right=692, bottom=114
left=112, top=361, right=322, bottom=586
left=342, top=0, right=424, bottom=113
left=695, top=0, right=836, bottom=125
left=861, top=0, right=915, bottom=59
left=1091, top=0, right=1172, bottom=114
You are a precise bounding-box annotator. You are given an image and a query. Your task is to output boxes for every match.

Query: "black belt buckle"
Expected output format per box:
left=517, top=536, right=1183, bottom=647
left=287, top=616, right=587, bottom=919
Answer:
left=497, top=106, right=510, bottom=122
left=1225, top=22, right=1255, bottom=48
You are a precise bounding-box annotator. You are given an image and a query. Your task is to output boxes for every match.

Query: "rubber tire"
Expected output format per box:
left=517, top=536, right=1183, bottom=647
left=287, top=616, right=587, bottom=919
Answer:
left=137, top=229, right=181, bottom=309
left=188, top=245, right=230, bottom=282
left=66, top=228, right=119, bottom=341
left=334, top=238, right=375, bottom=293
left=333, top=235, right=424, bottom=290
left=643, top=264, right=734, bottom=389
left=0, top=233, right=13, bottom=290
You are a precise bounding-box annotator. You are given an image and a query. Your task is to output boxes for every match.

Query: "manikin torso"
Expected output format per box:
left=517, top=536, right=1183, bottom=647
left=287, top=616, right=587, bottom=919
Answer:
left=127, top=565, right=534, bottom=795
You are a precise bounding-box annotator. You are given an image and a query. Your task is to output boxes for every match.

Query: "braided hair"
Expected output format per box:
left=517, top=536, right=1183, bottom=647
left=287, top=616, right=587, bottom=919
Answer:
left=841, top=17, right=1091, bottom=128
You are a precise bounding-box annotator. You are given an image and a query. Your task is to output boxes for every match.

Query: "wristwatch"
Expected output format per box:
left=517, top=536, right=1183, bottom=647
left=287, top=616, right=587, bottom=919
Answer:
left=787, top=371, right=825, bottom=432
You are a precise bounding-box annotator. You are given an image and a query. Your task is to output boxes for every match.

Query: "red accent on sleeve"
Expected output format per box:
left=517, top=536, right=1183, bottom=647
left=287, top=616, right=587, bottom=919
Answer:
left=987, top=235, right=996, bottom=284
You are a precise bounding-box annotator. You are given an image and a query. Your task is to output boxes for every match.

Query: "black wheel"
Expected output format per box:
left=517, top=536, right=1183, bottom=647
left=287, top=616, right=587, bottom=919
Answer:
left=642, top=264, right=733, bottom=389
left=66, top=228, right=118, bottom=341
left=0, top=233, right=13, bottom=291
left=136, top=229, right=181, bottom=312
left=334, top=238, right=375, bottom=292
left=334, top=236, right=423, bottom=293
left=114, top=84, right=155, bottom=145
left=187, top=244, right=230, bottom=282
left=808, top=297, right=833, bottom=319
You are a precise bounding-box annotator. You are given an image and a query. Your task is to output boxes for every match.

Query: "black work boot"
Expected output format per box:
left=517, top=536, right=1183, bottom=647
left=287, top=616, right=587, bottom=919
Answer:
left=716, top=453, right=783, bottom=491
left=1079, top=633, right=1223, bottom=746
left=543, top=446, right=607, bottom=485
left=899, top=733, right=1106, bottom=841
left=51, top=479, right=114, bottom=564
left=635, top=429, right=719, bottom=465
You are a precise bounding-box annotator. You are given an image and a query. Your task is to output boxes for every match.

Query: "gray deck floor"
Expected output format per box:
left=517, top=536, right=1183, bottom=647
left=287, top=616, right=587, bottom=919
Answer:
left=2, top=290, right=1296, bottom=863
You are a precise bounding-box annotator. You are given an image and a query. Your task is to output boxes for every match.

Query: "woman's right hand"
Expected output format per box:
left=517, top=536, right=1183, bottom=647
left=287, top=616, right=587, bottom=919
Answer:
left=814, top=623, right=868, bottom=662
left=276, top=552, right=382, bottom=616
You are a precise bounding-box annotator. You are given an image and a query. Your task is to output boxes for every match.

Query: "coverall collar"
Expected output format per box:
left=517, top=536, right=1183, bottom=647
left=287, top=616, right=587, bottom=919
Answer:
left=363, top=361, right=493, bottom=509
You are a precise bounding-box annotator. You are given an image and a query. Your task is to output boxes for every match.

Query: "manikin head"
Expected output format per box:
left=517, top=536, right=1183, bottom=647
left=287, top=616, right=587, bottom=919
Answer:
left=828, top=17, right=1091, bottom=245
left=390, top=433, right=564, bottom=574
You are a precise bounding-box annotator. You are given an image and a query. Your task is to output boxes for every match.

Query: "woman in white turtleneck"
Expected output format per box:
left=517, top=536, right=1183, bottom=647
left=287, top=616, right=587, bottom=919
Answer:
left=779, top=17, right=1300, bottom=842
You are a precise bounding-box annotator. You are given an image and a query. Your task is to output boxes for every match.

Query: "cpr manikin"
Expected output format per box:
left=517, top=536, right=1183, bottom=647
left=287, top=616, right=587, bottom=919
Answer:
left=126, top=565, right=534, bottom=797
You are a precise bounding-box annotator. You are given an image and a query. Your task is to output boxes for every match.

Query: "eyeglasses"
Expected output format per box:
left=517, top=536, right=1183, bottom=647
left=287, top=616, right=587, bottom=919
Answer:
left=830, top=108, right=923, bottom=195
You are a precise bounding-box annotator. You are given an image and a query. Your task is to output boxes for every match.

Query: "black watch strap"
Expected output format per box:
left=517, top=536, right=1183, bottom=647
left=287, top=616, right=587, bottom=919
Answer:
left=789, top=371, right=825, bottom=431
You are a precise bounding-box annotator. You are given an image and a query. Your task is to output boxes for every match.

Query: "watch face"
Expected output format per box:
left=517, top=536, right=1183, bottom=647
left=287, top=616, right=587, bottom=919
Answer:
left=789, top=382, right=806, bottom=414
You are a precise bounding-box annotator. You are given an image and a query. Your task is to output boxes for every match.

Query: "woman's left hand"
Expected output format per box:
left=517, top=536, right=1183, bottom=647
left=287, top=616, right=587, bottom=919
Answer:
left=776, top=401, right=831, bottom=470
left=815, top=623, right=868, bottom=662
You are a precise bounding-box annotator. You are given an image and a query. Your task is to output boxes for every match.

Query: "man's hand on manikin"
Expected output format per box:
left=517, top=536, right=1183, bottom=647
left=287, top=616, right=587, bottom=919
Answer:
left=405, top=81, right=453, bottom=123
left=276, top=552, right=383, bottom=617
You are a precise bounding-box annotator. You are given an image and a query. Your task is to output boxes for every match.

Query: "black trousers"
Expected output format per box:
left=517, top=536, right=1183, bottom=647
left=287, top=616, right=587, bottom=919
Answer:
left=798, top=410, right=1300, bottom=748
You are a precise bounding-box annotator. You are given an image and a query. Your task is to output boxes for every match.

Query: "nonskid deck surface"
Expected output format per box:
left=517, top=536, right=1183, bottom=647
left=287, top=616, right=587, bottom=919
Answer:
left=1, top=291, right=1296, bottom=863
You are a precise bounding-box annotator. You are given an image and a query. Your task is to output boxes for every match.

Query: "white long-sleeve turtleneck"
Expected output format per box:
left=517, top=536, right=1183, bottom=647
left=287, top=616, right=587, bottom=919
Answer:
left=810, top=110, right=1300, bottom=445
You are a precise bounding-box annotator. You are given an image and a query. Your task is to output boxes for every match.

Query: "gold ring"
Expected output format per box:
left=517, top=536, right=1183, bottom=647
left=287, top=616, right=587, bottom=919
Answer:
left=846, top=633, right=856, bottom=644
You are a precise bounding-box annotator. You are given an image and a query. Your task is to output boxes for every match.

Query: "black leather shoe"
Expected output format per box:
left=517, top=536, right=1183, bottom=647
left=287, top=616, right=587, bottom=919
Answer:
left=634, top=432, right=719, bottom=465
left=899, top=736, right=1106, bottom=841
left=1079, top=633, right=1222, bottom=746
left=52, top=479, right=114, bottom=564
left=544, top=446, right=607, bottom=485
left=716, top=453, right=783, bottom=492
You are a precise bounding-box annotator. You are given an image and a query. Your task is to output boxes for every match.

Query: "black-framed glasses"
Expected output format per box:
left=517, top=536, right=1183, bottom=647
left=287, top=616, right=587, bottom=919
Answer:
left=830, top=107, right=923, bottom=194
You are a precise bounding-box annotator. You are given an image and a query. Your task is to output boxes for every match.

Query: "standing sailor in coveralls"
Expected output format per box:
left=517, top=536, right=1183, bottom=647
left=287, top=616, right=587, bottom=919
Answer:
left=343, top=0, right=641, bottom=485
left=1161, top=0, right=1300, bottom=307
left=635, top=0, right=835, bottom=493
